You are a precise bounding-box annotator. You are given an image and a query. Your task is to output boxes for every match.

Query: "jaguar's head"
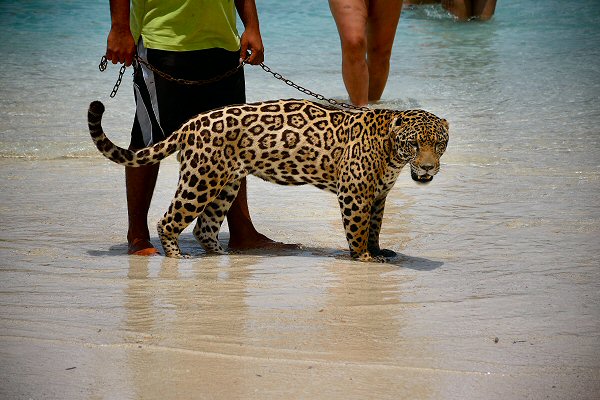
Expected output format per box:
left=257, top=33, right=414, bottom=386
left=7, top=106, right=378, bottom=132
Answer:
left=391, top=110, right=449, bottom=184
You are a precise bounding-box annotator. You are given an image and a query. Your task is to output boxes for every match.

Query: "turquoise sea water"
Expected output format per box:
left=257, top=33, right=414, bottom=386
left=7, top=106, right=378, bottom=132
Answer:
left=0, top=0, right=599, bottom=161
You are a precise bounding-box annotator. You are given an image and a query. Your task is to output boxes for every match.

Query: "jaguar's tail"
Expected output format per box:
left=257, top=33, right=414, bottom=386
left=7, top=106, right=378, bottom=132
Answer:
left=88, top=101, right=181, bottom=167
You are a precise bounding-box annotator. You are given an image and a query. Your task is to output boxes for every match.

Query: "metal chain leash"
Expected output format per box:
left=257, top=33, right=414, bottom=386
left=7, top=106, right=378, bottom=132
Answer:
left=257, top=63, right=369, bottom=112
left=134, top=55, right=247, bottom=87
left=99, top=55, right=369, bottom=111
left=99, top=55, right=245, bottom=98
left=99, top=56, right=127, bottom=98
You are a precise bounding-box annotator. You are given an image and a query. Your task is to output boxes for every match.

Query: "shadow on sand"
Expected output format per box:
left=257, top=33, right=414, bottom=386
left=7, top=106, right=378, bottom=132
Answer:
left=87, top=233, right=443, bottom=272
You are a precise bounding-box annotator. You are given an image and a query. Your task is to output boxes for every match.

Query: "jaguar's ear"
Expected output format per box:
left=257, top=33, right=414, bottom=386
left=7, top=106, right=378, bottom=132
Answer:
left=389, top=117, right=405, bottom=144
left=390, top=116, right=405, bottom=135
left=441, top=118, right=449, bottom=130
left=391, top=116, right=405, bottom=127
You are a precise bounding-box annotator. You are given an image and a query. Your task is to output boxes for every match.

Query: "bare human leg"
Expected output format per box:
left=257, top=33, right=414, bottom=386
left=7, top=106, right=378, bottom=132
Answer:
left=126, top=162, right=160, bottom=256
left=366, top=0, right=403, bottom=102
left=442, top=0, right=496, bottom=20
left=128, top=167, right=296, bottom=254
left=226, top=177, right=299, bottom=251
left=329, top=0, right=369, bottom=107
left=473, top=0, right=496, bottom=20
left=441, top=0, right=471, bottom=20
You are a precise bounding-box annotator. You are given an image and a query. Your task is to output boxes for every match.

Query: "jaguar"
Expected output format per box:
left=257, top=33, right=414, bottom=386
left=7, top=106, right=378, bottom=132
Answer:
left=88, top=99, right=449, bottom=262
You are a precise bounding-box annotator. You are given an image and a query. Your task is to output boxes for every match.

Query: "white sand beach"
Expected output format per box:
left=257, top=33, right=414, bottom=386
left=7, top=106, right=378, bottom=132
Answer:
left=1, top=155, right=598, bottom=399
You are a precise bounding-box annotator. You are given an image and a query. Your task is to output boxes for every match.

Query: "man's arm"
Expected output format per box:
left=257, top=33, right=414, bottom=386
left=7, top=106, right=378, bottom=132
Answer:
left=106, top=0, right=136, bottom=66
left=234, top=0, right=264, bottom=65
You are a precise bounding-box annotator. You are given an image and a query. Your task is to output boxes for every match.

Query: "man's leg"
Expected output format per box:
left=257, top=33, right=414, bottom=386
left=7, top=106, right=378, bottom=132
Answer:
left=226, top=177, right=298, bottom=250
left=126, top=162, right=160, bottom=255
left=124, top=42, right=164, bottom=256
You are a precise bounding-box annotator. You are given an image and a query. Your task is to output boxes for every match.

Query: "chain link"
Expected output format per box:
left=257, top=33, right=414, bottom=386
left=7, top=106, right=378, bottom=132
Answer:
left=257, top=63, right=369, bottom=112
left=99, top=55, right=368, bottom=111
left=134, top=55, right=247, bottom=86
left=99, top=56, right=128, bottom=98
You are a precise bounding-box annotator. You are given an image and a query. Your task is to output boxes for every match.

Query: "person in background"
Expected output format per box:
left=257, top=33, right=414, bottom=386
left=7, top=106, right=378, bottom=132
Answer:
left=105, top=0, right=293, bottom=255
left=441, top=0, right=496, bottom=20
left=405, top=0, right=497, bottom=21
left=328, top=0, right=403, bottom=107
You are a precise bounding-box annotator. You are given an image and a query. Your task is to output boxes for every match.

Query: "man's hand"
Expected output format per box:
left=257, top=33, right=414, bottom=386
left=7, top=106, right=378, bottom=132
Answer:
left=106, top=25, right=136, bottom=66
left=106, top=0, right=135, bottom=66
left=235, top=0, right=264, bottom=65
left=239, top=28, right=264, bottom=65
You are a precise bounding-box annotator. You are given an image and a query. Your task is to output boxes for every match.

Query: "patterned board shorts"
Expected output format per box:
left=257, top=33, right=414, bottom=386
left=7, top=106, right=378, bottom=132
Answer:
left=130, top=39, right=245, bottom=149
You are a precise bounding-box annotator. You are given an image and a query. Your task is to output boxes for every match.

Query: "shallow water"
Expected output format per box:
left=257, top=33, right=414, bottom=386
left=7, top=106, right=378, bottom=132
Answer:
left=1, top=0, right=599, bottom=399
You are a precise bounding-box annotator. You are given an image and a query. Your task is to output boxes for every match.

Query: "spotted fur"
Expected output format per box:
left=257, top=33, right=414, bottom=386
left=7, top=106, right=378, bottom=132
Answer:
left=88, top=99, right=449, bottom=261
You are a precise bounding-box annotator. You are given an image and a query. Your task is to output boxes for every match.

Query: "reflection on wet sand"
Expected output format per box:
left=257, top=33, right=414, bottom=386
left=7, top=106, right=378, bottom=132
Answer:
left=124, top=255, right=249, bottom=399
left=122, top=251, right=434, bottom=399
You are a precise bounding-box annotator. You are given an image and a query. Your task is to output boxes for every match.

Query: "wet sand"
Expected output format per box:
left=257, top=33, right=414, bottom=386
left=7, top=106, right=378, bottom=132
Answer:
left=1, top=156, right=599, bottom=399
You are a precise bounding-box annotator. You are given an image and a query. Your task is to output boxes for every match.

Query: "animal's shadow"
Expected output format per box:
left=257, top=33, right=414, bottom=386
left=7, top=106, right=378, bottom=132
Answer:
left=87, top=232, right=443, bottom=271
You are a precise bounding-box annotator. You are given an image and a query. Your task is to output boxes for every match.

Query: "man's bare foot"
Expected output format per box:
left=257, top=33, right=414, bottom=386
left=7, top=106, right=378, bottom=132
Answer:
left=128, top=238, right=160, bottom=256
left=228, top=233, right=301, bottom=251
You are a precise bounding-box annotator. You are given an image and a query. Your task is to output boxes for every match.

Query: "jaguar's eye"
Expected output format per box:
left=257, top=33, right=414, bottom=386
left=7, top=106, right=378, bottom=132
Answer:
left=410, top=141, right=419, bottom=151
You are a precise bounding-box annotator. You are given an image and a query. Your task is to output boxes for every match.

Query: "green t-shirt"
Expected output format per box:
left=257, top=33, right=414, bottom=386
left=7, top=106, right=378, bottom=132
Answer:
left=131, top=0, right=241, bottom=52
